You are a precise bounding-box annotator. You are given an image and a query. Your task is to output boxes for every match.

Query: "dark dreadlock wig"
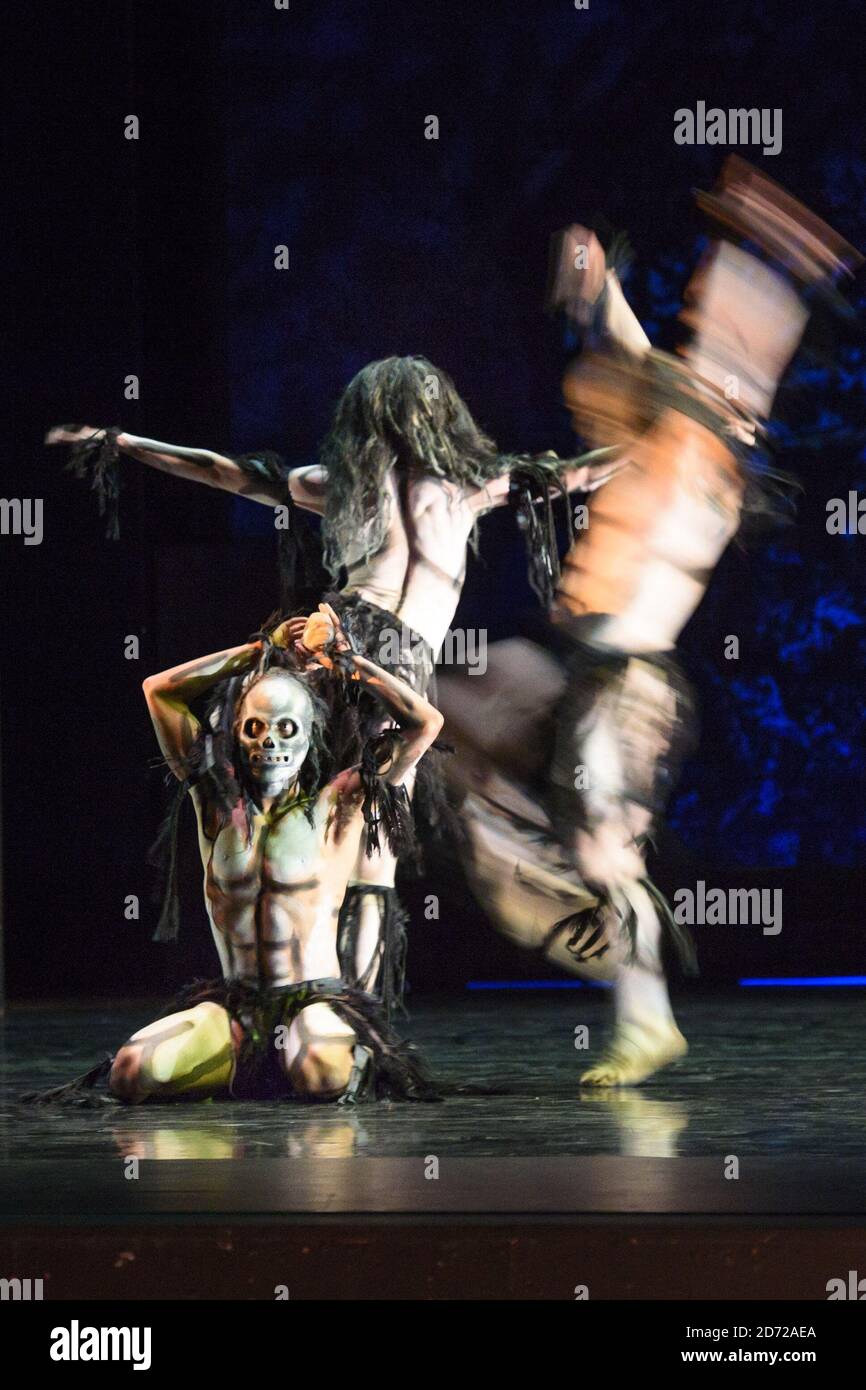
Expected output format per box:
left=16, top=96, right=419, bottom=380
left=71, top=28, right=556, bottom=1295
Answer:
left=317, top=355, right=606, bottom=595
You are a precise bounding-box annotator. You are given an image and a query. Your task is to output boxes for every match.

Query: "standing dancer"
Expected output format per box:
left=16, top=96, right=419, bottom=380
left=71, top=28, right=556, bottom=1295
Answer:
left=48, top=359, right=621, bottom=1007
left=441, top=159, right=860, bottom=1084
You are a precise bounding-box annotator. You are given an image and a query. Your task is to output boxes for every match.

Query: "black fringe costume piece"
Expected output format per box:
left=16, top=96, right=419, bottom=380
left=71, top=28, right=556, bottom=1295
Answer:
left=62, top=426, right=124, bottom=538
left=540, top=903, right=616, bottom=971
left=337, top=885, right=409, bottom=1020
left=20, top=976, right=440, bottom=1108
left=166, top=976, right=439, bottom=1103
left=318, top=593, right=454, bottom=1012
left=323, top=589, right=455, bottom=845
left=20, top=1055, right=116, bottom=1108
left=507, top=448, right=619, bottom=610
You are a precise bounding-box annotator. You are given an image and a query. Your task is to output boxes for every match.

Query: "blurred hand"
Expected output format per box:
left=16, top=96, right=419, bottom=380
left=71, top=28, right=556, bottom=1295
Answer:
left=300, top=603, right=352, bottom=670
left=549, top=225, right=607, bottom=321
left=270, top=615, right=308, bottom=651
left=45, top=424, right=106, bottom=447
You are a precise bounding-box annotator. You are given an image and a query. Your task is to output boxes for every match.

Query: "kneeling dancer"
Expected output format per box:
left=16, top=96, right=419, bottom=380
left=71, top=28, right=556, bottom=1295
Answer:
left=30, top=606, right=443, bottom=1105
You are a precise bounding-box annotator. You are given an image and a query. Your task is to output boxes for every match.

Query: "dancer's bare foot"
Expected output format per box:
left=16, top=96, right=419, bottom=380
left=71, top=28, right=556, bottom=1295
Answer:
left=579, top=1019, right=687, bottom=1087
left=695, top=155, right=862, bottom=288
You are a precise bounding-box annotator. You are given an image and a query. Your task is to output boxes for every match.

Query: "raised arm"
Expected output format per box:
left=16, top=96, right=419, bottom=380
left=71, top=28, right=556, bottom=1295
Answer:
left=142, top=639, right=266, bottom=780
left=301, top=605, right=443, bottom=788
left=345, top=650, right=444, bottom=786
left=548, top=224, right=650, bottom=358
left=46, top=426, right=329, bottom=513
left=602, top=269, right=651, bottom=357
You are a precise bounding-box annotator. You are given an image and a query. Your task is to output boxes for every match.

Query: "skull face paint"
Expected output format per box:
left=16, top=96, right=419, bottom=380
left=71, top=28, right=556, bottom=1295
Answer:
left=235, top=671, right=314, bottom=798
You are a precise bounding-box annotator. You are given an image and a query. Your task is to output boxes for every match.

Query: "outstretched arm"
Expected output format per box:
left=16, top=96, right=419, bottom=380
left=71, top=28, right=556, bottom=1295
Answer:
left=46, top=426, right=328, bottom=512
left=466, top=451, right=627, bottom=515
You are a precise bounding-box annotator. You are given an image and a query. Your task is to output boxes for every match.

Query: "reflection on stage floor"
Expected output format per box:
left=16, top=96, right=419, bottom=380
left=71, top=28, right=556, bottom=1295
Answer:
left=0, top=991, right=863, bottom=1220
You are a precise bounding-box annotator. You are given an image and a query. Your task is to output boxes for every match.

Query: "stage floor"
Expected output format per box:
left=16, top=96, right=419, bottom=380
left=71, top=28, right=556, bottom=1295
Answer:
left=0, top=991, right=864, bottom=1217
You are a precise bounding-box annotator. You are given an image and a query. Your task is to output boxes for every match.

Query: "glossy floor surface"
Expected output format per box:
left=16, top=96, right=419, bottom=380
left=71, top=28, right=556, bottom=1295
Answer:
left=0, top=991, right=864, bottom=1216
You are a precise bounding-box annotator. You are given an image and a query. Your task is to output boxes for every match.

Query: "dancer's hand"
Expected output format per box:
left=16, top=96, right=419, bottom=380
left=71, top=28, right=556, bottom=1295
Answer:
left=549, top=225, right=607, bottom=320
left=581, top=454, right=632, bottom=491
left=302, top=603, right=352, bottom=670
left=46, top=424, right=110, bottom=447
left=281, top=604, right=352, bottom=671
left=269, top=616, right=308, bottom=651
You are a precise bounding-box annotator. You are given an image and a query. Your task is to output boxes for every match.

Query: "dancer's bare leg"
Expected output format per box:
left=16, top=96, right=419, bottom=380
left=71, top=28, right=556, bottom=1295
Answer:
left=555, top=162, right=859, bottom=1085
left=109, top=1003, right=242, bottom=1103
left=346, top=841, right=398, bottom=986
left=277, top=1002, right=357, bottom=1100
left=341, top=768, right=417, bottom=996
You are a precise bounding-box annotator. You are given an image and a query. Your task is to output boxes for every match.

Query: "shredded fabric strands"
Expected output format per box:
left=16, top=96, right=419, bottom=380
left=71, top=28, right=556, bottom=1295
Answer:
left=321, top=591, right=460, bottom=852
left=167, top=977, right=441, bottom=1103
left=149, top=775, right=188, bottom=943
left=536, top=861, right=694, bottom=977
left=508, top=448, right=620, bottom=608
left=544, top=901, right=614, bottom=967
left=20, top=1055, right=115, bottom=1108
left=62, top=425, right=123, bottom=539
left=230, top=451, right=330, bottom=612
left=338, top=885, right=410, bottom=1020
left=324, top=591, right=434, bottom=695
left=357, top=731, right=418, bottom=862
left=641, top=874, right=698, bottom=977
left=576, top=879, right=696, bottom=976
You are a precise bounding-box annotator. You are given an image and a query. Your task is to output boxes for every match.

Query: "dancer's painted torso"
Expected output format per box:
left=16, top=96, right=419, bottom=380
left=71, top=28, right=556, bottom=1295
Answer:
left=197, top=787, right=363, bottom=989
left=341, top=472, right=487, bottom=653
left=557, top=414, right=744, bottom=651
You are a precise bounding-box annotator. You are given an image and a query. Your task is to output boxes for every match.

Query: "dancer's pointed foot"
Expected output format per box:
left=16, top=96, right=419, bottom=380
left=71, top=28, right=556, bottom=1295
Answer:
left=696, top=155, right=862, bottom=289
left=579, top=1019, right=687, bottom=1087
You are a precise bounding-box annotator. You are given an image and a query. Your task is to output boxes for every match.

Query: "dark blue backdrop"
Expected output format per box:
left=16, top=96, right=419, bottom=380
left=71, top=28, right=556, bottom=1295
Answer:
left=224, top=0, right=866, bottom=868
left=6, top=0, right=865, bottom=999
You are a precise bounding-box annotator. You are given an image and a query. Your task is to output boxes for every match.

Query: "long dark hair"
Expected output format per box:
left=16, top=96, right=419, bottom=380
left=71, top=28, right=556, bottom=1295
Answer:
left=318, top=356, right=524, bottom=577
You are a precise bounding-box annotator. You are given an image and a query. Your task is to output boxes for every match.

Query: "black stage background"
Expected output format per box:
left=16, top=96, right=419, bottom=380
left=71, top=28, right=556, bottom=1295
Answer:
left=5, top=0, right=866, bottom=1000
